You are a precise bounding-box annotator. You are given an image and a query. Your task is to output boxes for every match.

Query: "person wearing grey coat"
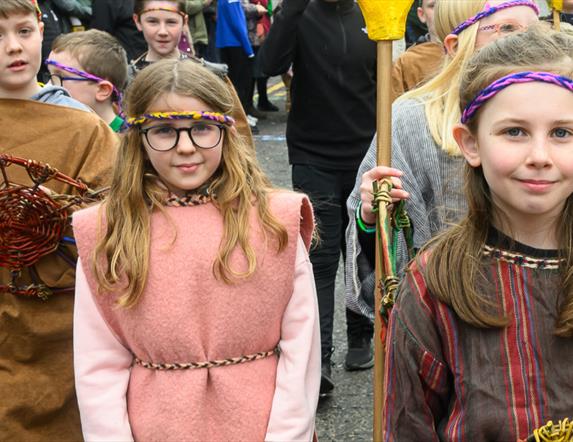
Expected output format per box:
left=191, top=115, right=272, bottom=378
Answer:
left=345, top=98, right=467, bottom=319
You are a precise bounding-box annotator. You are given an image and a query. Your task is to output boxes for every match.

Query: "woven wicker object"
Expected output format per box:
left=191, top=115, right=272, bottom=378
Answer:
left=357, top=0, right=413, bottom=40
left=0, top=154, right=103, bottom=298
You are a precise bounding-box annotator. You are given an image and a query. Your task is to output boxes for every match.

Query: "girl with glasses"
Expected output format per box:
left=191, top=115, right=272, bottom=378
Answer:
left=71, top=58, right=320, bottom=441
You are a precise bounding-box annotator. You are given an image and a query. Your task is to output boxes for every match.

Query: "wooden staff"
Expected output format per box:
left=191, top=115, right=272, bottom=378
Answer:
left=354, top=2, right=414, bottom=441
left=549, top=0, right=563, bottom=30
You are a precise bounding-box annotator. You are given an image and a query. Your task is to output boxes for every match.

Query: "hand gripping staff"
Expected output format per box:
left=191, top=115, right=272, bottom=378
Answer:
left=548, top=0, right=563, bottom=30
left=354, top=1, right=413, bottom=440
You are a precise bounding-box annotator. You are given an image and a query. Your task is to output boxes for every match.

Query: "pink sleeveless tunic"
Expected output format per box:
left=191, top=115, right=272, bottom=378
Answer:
left=73, top=192, right=314, bottom=441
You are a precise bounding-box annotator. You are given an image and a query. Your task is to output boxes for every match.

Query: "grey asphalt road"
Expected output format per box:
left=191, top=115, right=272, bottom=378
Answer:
left=252, top=78, right=374, bottom=441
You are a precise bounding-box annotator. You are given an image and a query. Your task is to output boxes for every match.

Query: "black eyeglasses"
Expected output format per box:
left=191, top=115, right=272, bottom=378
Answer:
left=141, top=123, right=225, bottom=151
left=49, top=73, right=95, bottom=87
left=477, top=21, right=526, bottom=35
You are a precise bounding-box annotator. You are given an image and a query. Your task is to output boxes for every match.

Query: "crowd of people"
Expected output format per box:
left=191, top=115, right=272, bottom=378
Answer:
left=1, top=0, right=573, bottom=440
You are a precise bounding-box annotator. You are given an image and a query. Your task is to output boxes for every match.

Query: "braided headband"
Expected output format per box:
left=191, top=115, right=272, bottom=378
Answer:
left=45, top=59, right=124, bottom=113
left=451, top=0, right=539, bottom=36
left=126, top=111, right=236, bottom=127
left=461, top=71, right=573, bottom=124
left=139, top=7, right=186, bottom=17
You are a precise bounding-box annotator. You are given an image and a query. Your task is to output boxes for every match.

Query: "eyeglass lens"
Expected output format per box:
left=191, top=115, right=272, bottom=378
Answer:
left=144, top=123, right=224, bottom=151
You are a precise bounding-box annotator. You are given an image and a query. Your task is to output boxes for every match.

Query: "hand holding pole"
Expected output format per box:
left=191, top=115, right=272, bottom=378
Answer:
left=354, top=1, right=413, bottom=440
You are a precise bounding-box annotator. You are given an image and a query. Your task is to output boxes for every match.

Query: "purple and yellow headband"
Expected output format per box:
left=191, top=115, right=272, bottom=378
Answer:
left=461, top=71, right=573, bottom=124
left=126, top=111, right=236, bottom=128
left=451, top=0, right=539, bottom=36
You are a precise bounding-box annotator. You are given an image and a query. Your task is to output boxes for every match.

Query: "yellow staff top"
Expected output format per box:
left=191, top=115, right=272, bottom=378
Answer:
left=357, top=0, right=414, bottom=41
left=549, top=0, right=563, bottom=11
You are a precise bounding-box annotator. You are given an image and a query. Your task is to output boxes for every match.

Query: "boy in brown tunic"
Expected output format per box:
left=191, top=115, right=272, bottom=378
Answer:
left=0, top=1, right=117, bottom=440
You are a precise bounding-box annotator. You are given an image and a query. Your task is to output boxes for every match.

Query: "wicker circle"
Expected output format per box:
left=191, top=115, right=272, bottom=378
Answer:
left=0, top=185, right=68, bottom=270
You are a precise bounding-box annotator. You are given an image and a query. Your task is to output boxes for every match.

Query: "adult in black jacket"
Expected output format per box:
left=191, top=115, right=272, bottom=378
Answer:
left=90, top=0, right=147, bottom=62
left=259, top=0, right=376, bottom=395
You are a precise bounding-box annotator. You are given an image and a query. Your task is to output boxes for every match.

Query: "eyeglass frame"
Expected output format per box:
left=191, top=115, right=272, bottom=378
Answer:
left=48, top=73, right=95, bottom=87
left=140, top=123, right=226, bottom=151
left=477, top=21, right=526, bottom=34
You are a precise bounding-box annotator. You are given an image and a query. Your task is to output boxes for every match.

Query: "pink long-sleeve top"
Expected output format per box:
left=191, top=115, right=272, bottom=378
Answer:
left=72, top=192, right=320, bottom=442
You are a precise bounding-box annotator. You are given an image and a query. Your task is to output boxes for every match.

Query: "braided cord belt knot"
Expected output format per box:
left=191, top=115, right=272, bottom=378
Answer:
left=528, top=418, right=573, bottom=442
left=134, top=347, right=280, bottom=371
left=371, top=179, right=414, bottom=323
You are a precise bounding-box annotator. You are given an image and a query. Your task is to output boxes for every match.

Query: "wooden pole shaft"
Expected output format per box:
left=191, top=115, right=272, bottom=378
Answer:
left=373, top=40, right=394, bottom=442
left=554, top=9, right=561, bottom=31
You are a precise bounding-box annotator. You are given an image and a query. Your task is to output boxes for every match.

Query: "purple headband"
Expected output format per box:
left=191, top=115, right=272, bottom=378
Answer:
left=45, top=59, right=124, bottom=114
left=451, top=0, right=539, bottom=36
left=461, top=71, right=573, bottom=124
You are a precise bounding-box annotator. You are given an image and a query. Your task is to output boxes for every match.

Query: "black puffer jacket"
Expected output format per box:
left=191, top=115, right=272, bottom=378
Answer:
left=259, top=0, right=377, bottom=170
left=90, top=0, right=147, bottom=62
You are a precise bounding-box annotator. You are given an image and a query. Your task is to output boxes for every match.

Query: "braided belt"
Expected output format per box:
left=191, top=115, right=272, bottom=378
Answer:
left=134, top=347, right=279, bottom=371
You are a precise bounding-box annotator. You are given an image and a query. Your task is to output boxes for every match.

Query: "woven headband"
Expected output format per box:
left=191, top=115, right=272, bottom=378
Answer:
left=451, top=0, right=539, bottom=36
left=45, top=59, right=124, bottom=114
left=461, top=71, right=573, bottom=124
left=126, top=111, right=236, bottom=127
left=139, top=7, right=186, bottom=17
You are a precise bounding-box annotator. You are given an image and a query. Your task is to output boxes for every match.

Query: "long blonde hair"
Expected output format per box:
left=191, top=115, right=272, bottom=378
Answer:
left=401, top=0, right=487, bottom=156
left=93, top=59, right=288, bottom=307
left=423, top=26, right=573, bottom=337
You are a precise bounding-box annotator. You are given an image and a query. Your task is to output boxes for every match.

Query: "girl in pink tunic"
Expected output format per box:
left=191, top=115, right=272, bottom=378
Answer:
left=72, top=58, right=320, bottom=442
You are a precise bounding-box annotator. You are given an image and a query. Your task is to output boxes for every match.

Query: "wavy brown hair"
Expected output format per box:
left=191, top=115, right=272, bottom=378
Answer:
left=422, top=25, right=573, bottom=336
left=93, top=59, right=288, bottom=307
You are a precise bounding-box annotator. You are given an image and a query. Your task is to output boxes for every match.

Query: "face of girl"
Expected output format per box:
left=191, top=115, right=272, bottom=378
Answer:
left=474, top=1, right=538, bottom=49
left=142, top=93, right=224, bottom=196
left=134, top=1, right=186, bottom=60
left=457, top=82, right=573, bottom=238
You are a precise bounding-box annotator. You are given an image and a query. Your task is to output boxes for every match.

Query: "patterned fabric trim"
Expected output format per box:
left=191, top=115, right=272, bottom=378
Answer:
left=165, top=193, right=212, bottom=207
left=483, top=245, right=564, bottom=269
left=134, top=347, right=279, bottom=370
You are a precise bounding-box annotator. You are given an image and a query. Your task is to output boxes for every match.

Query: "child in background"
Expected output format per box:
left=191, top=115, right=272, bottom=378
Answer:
left=47, top=29, right=129, bottom=132
left=247, top=0, right=278, bottom=114
left=129, top=0, right=189, bottom=75
left=130, top=0, right=255, bottom=143
left=72, top=59, right=320, bottom=441
left=383, top=25, right=573, bottom=440
left=216, top=0, right=266, bottom=130
left=0, top=1, right=117, bottom=440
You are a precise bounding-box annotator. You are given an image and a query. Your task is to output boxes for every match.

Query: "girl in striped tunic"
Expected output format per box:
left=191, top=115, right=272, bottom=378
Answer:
left=383, top=25, right=573, bottom=441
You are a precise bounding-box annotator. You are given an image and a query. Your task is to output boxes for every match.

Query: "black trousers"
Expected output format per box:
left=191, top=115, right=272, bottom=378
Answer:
left=220, top=46, right=253, bottom=112
left=292, top=164, right=373, bottom=359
